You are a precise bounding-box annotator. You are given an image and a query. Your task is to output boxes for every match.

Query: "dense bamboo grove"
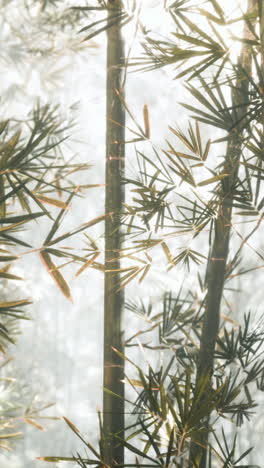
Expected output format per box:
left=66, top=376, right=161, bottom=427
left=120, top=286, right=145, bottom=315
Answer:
left=2, top=1, right=264, bottom=467
left=40, top=1, right=264, bottom=466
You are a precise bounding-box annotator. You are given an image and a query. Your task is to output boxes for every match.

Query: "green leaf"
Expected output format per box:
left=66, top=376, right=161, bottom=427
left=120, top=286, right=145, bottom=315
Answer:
left=0, top=212, right=45, bottom=224
left=0, top=255, right=18, bottom=262
left=82, top=12, right=130, bottom=42
left=0, top=130, right=21, bottom=169
left=44, top=190, right=76, bottom=245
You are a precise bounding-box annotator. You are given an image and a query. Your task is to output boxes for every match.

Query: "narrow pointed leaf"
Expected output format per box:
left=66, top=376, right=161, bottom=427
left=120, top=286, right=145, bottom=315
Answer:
left=198, top=174, right=228, bottom=186
left=40, top=250, right=72, bottom=302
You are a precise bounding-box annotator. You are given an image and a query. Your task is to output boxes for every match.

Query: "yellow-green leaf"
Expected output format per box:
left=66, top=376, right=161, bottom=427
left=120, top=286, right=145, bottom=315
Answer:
left=75, top=252, right=100, bottom=277
left=198, top=174, right=228, bottom=186
left=0, top=130, right=21, bottom=169
left=0, top=300, right=31, bottom=309
left=40, top=251, right=73, bottom=302
left=36, top=195, right=70, bottom=210
left=24, top=418, right=46, bottom=431
left=143, top=103, right=150, bottom=139
left=63, top=417, right=80, bottom=434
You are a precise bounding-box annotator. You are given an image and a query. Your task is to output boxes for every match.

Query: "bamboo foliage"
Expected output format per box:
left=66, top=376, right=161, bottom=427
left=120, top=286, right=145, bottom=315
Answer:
left=0, top=0, right=125, bottom=458
left=41, top=0, right=264, bottom=467
left=0, top=104, right=103, bottom=447
left=189, top=2, right=257, bottom=465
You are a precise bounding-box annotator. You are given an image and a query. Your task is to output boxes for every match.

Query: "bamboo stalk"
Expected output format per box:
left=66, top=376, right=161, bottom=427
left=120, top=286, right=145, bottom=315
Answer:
left=260, top=0, right=264, bottom=71
left=103, top=0, right=125, bottom=466
left=189, top=1, right=256, bottom=466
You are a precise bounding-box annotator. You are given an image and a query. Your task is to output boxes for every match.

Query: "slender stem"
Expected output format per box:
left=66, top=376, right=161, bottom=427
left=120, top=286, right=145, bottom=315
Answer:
left=260, top=0, right=264, bottom=72
left=188, top=2, right=255, bottom=465
left=103, top=0, right=125, bottom=466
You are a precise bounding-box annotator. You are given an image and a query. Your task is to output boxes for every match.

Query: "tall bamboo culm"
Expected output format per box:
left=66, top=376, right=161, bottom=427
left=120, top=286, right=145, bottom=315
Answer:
left=103, top=0, right=125, bottom=466
left=189, top=1, right=256, bottom=466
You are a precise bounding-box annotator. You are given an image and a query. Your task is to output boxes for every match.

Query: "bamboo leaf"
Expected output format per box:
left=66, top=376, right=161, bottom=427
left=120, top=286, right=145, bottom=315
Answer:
left=197, top=8, right=225, bottom=25
left=36, top=456, right=92, bottom=463
left=0, top=120, right=8, bottom=136
left=198, top=174, right=228, bottom=186
left=114, top=434, right=160, bottom=464
left=161, top=242, right=174, bottom=265
left=0, top=255, right=18, bottom=262
left=143, top=104, right=151, bottom=139
left=0, top=272, right=22, bottom=280
left=139, top=264, right=151, bottom=283
left=0, top=130, right=21, bottom=169
left=78, top=11, right=124, bottom=34
left=46, top=213, right=106, bottom=249
left=63, top=416, right=80, bottom=434
left=0, top=212, right=45, bottom=224
left=40, top=251, right=73, bottom=302
left=24, top=418, right=46, bottom=431
left=44, top=190, right=76, bottom=245
left=82, top=13, right=129, bottom=42
left=203, top=138, right=211, bottom=161
left=36, top=195, right=70, bottom=210
left=0, top=300, right=32, bottom=309
left=75, top=253, right=100, bottom=277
